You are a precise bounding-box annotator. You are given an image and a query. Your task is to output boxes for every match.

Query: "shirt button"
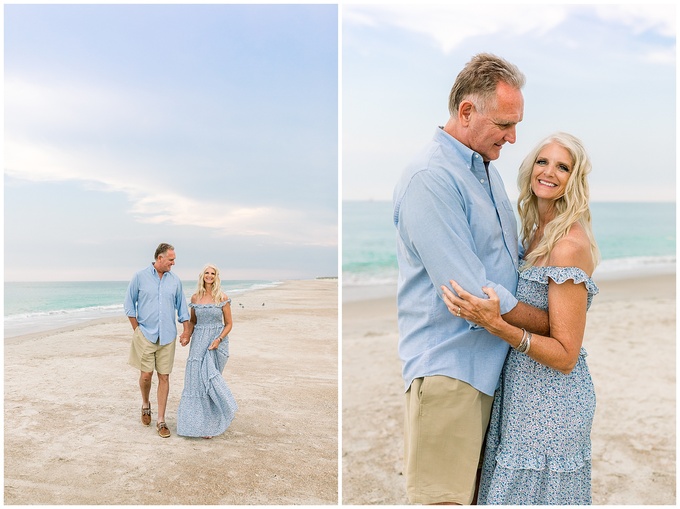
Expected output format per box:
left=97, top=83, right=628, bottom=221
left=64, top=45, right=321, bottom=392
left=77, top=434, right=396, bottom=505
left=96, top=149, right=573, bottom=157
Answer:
left=480, top=179, right=485, bottom=183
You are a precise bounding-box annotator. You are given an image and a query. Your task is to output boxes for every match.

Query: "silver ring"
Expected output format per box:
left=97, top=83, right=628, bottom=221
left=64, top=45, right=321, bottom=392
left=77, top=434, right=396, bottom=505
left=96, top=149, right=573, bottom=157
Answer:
left=456, top=306, right=461, bottom=317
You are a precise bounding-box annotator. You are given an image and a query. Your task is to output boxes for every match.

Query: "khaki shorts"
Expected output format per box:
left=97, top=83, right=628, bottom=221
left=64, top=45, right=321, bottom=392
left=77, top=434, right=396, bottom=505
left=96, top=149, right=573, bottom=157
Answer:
left=404, top=375, right=493, bottom=505
left=128, top=327, right=176, bottom=375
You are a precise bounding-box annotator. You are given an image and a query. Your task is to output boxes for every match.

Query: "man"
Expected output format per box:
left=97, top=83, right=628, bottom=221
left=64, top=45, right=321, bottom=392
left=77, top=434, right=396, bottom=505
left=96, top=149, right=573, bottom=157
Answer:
left=393, top=53, right=549, bottom=504
left=124, top=243, right=190, bottom=438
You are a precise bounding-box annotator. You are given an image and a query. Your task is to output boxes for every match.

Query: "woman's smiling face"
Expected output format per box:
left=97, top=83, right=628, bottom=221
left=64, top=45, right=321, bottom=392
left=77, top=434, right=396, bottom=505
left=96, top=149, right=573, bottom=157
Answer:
left=531, top=141, right=574, bottom=201
left=203, top=267, right=217, bottom=285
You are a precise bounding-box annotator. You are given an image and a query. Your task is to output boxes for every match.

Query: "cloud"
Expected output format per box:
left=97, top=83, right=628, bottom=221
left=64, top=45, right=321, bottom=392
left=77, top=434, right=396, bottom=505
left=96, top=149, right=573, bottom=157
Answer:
left=344, top=4, right=569, bottom=53
left=5, top=140, right=338, bottom=246
left=594, top=4, right=676, bottom=38
left=644, top=48, right=676, bottom=65
left=128, top=189, right=337, bottom=247
left=5, top=76, right=163, bottom=141
left=344, top=4, right=675, bottom=56
left=5, top=134, right=336, bottom=248
left=4, top=74, right=337, bottom=248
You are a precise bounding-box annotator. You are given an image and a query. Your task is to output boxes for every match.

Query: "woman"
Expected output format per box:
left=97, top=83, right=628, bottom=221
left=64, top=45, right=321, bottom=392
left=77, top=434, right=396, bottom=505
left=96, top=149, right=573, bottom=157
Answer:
left=177, top=264, right=238, bottom=438
left=442, top=132, right=600, bottom=504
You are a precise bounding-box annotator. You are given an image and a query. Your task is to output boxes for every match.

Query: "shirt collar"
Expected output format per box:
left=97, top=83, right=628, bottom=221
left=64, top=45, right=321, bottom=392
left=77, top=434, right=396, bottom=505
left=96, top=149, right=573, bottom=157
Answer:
left=435, top=127, right=485, bottom=171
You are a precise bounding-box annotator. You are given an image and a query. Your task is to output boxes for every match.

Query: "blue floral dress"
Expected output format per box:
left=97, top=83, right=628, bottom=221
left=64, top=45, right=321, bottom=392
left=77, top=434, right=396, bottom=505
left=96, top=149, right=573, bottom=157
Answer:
left=176, top=300, right=238, bottom=437
left=478, top=266, right=599, bottom=505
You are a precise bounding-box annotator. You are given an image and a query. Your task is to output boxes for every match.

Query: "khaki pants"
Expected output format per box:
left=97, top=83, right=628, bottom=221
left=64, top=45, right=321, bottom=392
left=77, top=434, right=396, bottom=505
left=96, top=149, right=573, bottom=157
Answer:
left=404, top=375, right=493, bottom=504
left=128, top=327, right=176, bottom=374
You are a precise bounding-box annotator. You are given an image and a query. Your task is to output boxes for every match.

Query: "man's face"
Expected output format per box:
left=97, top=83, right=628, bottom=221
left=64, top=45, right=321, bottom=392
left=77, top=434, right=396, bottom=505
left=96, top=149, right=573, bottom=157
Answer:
left=156, top=249, right=176, bottom=273
left=467, top=81, right=524, bottom=162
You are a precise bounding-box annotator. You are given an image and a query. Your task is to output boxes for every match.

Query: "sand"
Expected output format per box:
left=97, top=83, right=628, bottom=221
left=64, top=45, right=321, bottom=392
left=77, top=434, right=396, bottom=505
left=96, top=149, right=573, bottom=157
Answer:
left=341, top=272, right=676, bottom=505
left=4, top=279, right=338, bottom=505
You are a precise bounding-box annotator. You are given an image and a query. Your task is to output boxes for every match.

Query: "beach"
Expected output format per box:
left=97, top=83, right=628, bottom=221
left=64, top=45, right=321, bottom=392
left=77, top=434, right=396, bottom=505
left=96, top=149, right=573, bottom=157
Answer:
left=341, top=272, right=676, bottom=504
left=5, top=279, right=338, bottom=505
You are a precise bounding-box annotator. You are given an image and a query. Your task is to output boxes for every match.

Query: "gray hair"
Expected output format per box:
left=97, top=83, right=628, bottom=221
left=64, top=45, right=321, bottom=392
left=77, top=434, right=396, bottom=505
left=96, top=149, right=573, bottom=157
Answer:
left=154, top=243, right=175, bottom=260
left=448, top=53, right=526, bottom=116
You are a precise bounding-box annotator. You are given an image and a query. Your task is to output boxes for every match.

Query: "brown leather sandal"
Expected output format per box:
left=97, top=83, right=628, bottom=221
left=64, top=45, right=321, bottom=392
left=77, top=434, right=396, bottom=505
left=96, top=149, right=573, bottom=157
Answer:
left=157, top=421, right=170, bottom=438
left=141, top=404, right=152, bottom=426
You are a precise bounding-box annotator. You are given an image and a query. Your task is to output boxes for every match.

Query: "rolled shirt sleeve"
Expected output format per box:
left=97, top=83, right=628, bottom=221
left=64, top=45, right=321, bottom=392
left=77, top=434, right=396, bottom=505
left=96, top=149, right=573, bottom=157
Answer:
left=123, top=274, right=139, bottom=318
left=175, top=280, right=190, bottom=323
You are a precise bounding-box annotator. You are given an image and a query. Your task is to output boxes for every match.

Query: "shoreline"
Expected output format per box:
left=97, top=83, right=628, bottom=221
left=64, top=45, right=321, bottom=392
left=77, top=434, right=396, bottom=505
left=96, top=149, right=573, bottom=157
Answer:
left=342, top=271, right=676, bottom=504
left=341, top=262, right=676, bottom=303
left=342, top=269, right=676, bottom=305
left=5, top=279, right=339, bottom=505
left=4, top=278, right=335, bottom=340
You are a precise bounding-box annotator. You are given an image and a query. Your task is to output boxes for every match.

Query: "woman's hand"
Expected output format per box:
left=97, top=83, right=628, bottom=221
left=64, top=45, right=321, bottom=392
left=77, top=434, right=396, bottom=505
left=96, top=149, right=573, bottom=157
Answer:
left=208, top=338, right=221, bottom=350
left=441, top=280, right=503, bottom=330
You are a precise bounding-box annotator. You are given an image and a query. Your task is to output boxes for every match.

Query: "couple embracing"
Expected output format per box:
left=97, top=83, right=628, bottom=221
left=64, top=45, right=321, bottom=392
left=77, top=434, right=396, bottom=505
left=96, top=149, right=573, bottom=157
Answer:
left=394, top=54, right=600, bottom=504
left=124, top=243, right=238, bottom=439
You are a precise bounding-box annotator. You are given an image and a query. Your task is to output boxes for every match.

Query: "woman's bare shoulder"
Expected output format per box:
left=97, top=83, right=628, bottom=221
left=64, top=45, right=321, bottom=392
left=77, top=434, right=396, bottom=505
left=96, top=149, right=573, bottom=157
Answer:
left=548, top=224, right=594, bottom=275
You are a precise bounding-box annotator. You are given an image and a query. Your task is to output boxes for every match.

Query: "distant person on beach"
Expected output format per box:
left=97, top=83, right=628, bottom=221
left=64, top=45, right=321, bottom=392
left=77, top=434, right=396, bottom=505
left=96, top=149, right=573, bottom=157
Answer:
left=442, top=132, right=600, bottom=504
left=124, top=243, right=191, bottom=438
left=392, top=53, right=550, bottom=504
left=177, top=263, right=238, bottom=439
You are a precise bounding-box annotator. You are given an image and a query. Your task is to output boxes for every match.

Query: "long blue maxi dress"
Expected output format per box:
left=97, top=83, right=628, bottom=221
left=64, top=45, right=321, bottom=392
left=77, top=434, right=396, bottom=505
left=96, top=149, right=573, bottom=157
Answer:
left=177, top=299, right=238, bottom=437
left=478, top=265, right=599, bottom=505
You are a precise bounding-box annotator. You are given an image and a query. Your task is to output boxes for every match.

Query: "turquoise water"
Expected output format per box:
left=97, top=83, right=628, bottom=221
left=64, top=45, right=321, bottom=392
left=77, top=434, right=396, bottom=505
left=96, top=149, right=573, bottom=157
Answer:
left=4, top=279, right=280, bottom=337
left=343, top=200, right=676, bottom=286
left=5, top=281, right=131, bottom=317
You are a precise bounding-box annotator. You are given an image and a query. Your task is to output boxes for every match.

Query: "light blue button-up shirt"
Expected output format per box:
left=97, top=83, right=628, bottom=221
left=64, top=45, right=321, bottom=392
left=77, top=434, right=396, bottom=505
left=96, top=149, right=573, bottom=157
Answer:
left=124, top=264, right=190, bottom=346
left=393, top=128, right=520, bottom=396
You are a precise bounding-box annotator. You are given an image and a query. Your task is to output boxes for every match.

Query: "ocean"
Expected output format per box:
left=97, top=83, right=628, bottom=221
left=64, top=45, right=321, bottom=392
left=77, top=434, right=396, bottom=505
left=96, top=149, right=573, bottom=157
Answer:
left=342, top=201, right=676, bottom=298
left=4, top=279, right=281, bottom=338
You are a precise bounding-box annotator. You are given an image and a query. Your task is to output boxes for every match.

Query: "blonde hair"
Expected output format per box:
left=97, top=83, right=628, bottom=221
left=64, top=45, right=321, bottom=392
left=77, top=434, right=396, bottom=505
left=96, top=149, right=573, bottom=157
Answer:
left=195, top=264, right=224, bottom=303
left=517, top=132, right=600, bottom=270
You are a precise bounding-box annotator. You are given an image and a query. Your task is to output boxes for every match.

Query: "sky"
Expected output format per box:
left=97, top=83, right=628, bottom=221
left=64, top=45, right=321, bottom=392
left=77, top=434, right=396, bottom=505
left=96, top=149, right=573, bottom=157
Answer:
left=4, top=4, right=338, bottom=282
left=342, top=3, right=676, bottom=203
